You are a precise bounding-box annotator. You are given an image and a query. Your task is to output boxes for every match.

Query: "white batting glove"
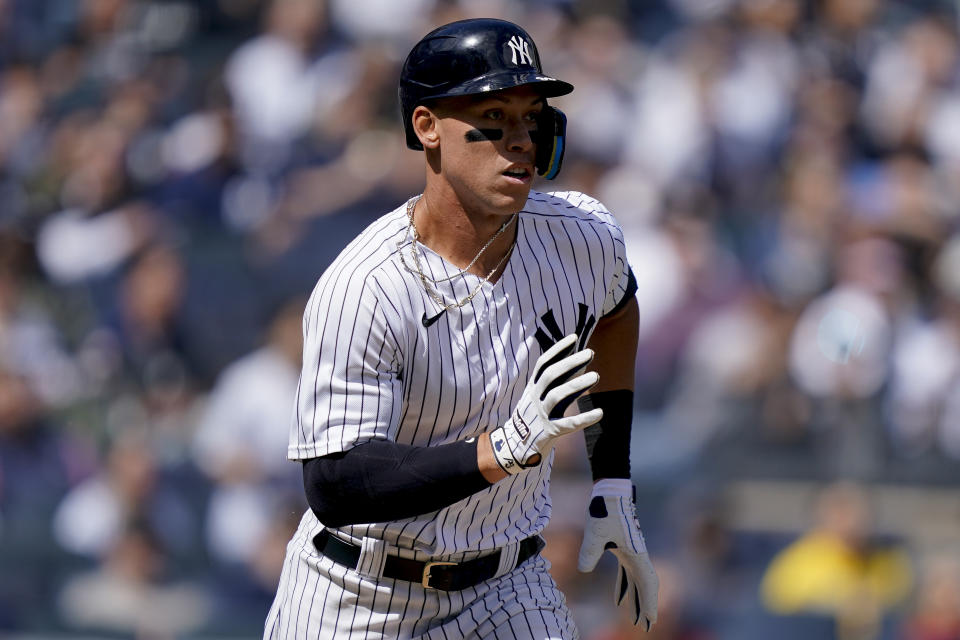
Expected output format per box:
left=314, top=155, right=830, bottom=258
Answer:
left=578, top=480, right=659, bottom=631
left=489, top=334, right=603, bottom=474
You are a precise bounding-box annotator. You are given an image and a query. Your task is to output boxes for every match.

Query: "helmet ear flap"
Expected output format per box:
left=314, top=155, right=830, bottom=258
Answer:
left=535, top=106, right=566, bottom=180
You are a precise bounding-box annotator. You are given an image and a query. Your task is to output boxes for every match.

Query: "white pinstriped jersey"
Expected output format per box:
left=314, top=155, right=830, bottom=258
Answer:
left=288, top=189, right=633, bottom=561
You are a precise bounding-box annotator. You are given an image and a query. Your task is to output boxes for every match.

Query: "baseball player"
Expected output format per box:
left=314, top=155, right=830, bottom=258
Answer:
left=264, top=18, right=659, bottom=640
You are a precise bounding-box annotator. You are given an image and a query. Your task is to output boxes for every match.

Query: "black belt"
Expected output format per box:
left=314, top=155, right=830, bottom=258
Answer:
left=312, top=530, right=544, bottom=591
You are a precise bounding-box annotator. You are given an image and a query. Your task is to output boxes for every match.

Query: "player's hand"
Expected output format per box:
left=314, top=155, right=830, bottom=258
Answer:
left=578, top=481, right=659, bottom=631
left=488, top=334, right=602, bottom=474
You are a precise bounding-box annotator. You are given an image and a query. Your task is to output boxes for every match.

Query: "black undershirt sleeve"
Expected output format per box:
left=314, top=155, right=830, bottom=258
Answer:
left=302, top=439, right=491, bottom=528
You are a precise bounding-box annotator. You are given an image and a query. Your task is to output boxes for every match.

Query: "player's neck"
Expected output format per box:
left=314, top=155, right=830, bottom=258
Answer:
left=412, top=184, right=521, bottom=277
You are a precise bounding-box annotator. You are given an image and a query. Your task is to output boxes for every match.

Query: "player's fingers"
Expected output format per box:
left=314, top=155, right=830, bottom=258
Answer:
left=551, top=408, right=603, bottom=435
left=615, top=565, right=629, bottom=606
left=543, top=370, right=598, bottom=418
left=576, top=533, right=604, bottom=573
left=616, top=566, right=643, bottom=627
left=538, top=348, right=593, bottom=396
left=640, top=568, right=660, bottom=627
left=619, top=551, right=660, bottom=627
left=532, top=334, right=578, bottom=383
left=542, top=366, right=596, bottom=405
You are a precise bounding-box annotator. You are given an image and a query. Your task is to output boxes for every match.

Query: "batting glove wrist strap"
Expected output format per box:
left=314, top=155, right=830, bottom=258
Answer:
left=591, top=478, right=633, bottom=500
left=489, top=334, right=603, bottom=474
left=489, top=424, right=533, bottom=475
left=578, top=490, right=659, bottom=630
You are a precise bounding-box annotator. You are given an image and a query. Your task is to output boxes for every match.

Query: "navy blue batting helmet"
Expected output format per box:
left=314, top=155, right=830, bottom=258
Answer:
left=399, top=18, right=574, bottom=152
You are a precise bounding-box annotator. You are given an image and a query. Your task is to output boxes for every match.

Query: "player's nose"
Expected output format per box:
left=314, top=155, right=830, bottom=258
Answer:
left=503, top=118, right=535, bottom=153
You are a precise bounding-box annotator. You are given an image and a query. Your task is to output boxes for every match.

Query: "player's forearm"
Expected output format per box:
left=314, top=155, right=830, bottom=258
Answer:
left=303, top=439, right=495, bottom=527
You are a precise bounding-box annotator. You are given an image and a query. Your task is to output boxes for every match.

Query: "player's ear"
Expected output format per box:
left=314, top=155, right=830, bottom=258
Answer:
left=412, top=105, right=440, bottom=150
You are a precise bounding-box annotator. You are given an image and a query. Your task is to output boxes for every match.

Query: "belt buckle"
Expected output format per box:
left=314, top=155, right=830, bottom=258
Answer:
left=421, top=561, right=457, bottom=589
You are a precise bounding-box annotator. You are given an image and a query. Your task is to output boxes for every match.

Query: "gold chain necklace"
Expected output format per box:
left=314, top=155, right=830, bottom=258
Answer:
left=405, top=195, right=517, bottom=283
left=400, top=195, right=517, bottom=312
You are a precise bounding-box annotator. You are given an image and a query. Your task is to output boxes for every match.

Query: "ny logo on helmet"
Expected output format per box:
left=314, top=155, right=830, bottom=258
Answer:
left=506, top=35, right=533, bottom=66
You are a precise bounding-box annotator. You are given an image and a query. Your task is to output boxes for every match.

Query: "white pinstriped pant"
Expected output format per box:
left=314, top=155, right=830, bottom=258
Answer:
left=263, top=525, right=578, bottom=640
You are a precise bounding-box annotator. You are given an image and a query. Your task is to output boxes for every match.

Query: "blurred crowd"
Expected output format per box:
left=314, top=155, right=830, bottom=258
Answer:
left=2, top=0, right=960, bottom=637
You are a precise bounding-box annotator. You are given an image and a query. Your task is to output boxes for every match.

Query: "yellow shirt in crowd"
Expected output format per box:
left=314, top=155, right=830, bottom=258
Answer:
left=761, top=532, right=913, bottom=615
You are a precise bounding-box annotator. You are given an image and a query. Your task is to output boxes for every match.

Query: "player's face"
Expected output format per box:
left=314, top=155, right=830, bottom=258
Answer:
left=432, top=86, right=544, bottom=215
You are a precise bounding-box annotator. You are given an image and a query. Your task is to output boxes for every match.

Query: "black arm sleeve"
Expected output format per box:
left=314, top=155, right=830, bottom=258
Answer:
left=578, top=389, right=633, bottom=481
left=302, top=439, right=491, bottom=527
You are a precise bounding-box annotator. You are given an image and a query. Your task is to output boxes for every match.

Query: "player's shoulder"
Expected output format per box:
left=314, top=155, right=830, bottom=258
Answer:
left=522, top=189, right=621, bottom=229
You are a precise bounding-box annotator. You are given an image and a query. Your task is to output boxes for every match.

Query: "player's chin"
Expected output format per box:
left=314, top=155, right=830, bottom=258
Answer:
left=494, top=174, right=533, bottom=202
left=490, top=189, right=530, bottom=214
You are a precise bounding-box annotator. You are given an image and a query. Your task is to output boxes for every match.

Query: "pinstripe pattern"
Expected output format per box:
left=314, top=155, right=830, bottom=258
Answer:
left=266, top=190, right=631, bottom=639
left=265, top=513, right=578, bottom=640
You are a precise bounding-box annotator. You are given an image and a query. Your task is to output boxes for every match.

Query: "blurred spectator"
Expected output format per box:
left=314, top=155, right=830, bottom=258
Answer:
left=622, top=25, right=716, bottom=191
left=102, top=242, right=205, bottom=388
left=52, top=428, right=198, bottom=559
left=33, top=79, right=162, bottom=282
left=788, top=237, right=907, bottom=478
left=788, top=253, right=894, bottom=399
left=218, top=505, right=305, bottom=618
left=802, top=0, right=883, bottom=88
left=889, top=233, right=960, bottom=463
left=760, top=482, right=913, bottom=636
left=0, top=65, right=44, bottom=202
left=760, top=148, right=843, bottom=304
left=36, top=203, right=156, bottom=285
left=329, top=0, right=434, bottom=49
left=152, top=105, right=245, bottom=234
left=886, top=230, right=960, bottom=459
left=861, top=16, right=957, bottom=153
left=0, top=234, right=88, bottom=407
left=560, top=13, right=645, bottom=165
left=634, top=204, right=742, bottom=409
left=0, top=365, right=90, bottom=627
left=191, top=296, right=305, bottom=567
left=225, top=0, right=343, bottom=168
left=712, top=0, right=800, bottom=192
left=668, top=488, right=759, bottom=632
left=58, top=517, right=211, bottom=635
left=902, top=552, right=960, bottom=640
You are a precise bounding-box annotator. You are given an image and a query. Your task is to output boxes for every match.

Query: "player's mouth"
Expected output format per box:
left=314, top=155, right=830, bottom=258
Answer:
left=502, top=166, right=532, bottom=183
